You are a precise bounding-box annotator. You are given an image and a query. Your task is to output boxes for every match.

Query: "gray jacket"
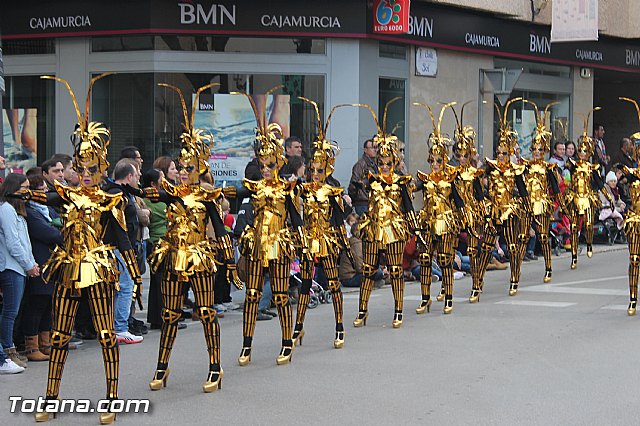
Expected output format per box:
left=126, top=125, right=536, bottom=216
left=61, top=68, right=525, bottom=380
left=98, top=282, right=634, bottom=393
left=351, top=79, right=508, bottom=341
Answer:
left=348, top=154, right=377, bottom=206
left=0, top=202, right=36, bottom=276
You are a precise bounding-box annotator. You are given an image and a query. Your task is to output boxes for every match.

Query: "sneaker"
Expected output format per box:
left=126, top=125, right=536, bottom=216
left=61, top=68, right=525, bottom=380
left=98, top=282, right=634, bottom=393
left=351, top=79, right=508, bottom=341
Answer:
left=257, top=311, right=272, bottom=321
left=116, top=331, right=143, bottom=344
left=222, top=302, right=240, bottom=311
left=453, top=271, right=465, bottom=280
left=0, top=359, right=25, bottom=374
left=70, top=336, right=84, bottom=346
left=178, top=323, right=187, bottom=330
left=263, top=309, right=277, bottom=317
left=524, top=252, right=538, bottom=261
left=213, top=304, right=227, bottom=312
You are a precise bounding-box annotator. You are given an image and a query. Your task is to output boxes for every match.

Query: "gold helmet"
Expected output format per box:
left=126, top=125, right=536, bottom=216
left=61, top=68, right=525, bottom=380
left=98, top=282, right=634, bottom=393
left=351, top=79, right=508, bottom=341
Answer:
left=41, top=73, right=113, bottom=176
left=524, top=100, right=559, bottom=154
left=495, top=97, right=523, bottom=156
left=232, top=86, right=286, bottom=177
left=413, top=101, right=455, bottom=165
left=299, top=97, right=344, bottom=179
left=619, top=97, right=640, bottom=162
left=576, top=107, right=601, bottom=158
left=158, top=83, right=219, bottom=176
left=448, top=100, right=477, bottom=158
left=354, top=97, right=402, bottom=170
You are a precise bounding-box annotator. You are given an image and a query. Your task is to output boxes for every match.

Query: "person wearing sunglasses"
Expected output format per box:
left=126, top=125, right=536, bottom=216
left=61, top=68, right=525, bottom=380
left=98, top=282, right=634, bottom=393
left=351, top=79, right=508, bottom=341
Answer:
left=23, top=74, right=142, bottom=424
left=478, top=98, right=530, bottom=297
left=518, top=101, right=564, bottom=284
left=564, top=108, right=613, bottom=271
left=446, top=102, right=492, bottom=303
left=412, top=102, right=466, bottom=315
left=353, top=99, right=419, bottom=329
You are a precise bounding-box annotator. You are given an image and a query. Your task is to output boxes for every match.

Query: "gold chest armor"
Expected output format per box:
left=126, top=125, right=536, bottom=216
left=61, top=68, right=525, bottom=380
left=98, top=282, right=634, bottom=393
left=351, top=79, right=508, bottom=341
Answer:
left=526, top=162, right=552, bottom=216
left=486, top=161, right=522, bottom=223
left=360, top=174, right=409, bottom=245
left=302, top=183, right=341, bottom=257
left=567, top=160, right=600, bottom=214
left=420, top=172, right=458, bottom=236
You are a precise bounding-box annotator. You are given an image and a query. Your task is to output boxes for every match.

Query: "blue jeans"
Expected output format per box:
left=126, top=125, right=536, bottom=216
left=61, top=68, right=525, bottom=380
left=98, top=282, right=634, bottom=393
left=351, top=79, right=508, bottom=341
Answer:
left=341, top=268, right=384, bottom=287
left=353, top=205, right=368, bottom=216
left=258, top=274, right=272, bottom=312
left=0, top=269, right=25, bottom=349
left=114, top=250, right=134, bottom=333
left=527, top=235, right=537, bottom=254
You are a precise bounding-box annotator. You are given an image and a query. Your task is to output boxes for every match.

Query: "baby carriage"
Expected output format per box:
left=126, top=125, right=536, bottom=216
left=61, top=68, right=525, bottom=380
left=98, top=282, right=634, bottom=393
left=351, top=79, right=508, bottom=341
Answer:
left=289, top=260, right=332, bottom=309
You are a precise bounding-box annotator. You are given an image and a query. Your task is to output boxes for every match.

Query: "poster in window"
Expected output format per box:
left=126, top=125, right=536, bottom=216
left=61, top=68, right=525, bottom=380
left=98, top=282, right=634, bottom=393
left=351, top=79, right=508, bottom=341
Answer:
left=2, top=108, right=38, bottom=174
left=193, top=94, right=290, bottom=188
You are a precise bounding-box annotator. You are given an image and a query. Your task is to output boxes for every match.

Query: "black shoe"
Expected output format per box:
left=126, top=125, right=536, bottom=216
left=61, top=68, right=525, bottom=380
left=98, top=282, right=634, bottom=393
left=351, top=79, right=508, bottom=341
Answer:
left=178, top=323, right=187, bottom=330
left=257, top=311, right=273, bottom=321
left=184, top=298, right=195, bottom=309
left=262, top=309, right=277, bottom=317
left=524, top=252, right=538, bottom=261
left=130, top=317, right=145, bottom=327
left=149, top=323, right=162, bottom=330
left=75, top=330, right=96, bottom=340
left=180, top=310, right=192, bottom=320
left=130, top=323, right=148, bottom=335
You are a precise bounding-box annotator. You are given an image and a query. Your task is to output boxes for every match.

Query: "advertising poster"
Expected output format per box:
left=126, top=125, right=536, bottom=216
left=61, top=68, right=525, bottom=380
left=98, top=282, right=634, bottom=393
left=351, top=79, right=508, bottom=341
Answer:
left=2, top=108, right=38, bottom=173
left=512, top=108, right=537, bottom=160
left=193, top=94, right=290, bottom=187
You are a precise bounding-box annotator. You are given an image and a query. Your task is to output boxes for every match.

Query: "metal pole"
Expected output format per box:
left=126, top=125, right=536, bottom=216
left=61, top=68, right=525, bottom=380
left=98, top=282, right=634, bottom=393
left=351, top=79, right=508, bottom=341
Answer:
left=478, top=69, right=484, bottom=160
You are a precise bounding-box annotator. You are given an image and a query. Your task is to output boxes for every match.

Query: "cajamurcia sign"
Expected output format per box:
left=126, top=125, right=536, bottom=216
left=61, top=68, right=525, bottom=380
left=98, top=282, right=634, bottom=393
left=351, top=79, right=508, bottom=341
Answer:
left=29, top=15, right=92, bottom=31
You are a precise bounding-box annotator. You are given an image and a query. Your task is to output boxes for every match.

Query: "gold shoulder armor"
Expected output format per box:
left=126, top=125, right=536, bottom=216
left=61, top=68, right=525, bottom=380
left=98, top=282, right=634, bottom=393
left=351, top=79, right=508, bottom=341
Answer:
left=513, top=164, right=526, bottom=175
left=242, top=178, right=260, bottom=192
left=486, top=158, right=499, bottom=169
left=474, top=167, right=484, bottom=178
left=396, top=174, right=413, bottom=185
left=161, top=178, right=179, bottom=196
left=416, top=170, right=429, bottom=182
left=109, top=193, right=128, bottom=232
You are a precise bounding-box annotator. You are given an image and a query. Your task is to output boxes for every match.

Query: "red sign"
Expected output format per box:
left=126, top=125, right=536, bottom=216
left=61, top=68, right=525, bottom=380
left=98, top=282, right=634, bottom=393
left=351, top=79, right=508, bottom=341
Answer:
left=373, top=0, right=410, bottom=34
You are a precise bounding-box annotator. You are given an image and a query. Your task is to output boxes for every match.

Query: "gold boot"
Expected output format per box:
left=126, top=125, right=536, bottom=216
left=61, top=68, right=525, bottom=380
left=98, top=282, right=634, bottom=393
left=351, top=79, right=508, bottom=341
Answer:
left=353, top=311, right=368, bottom=327
left=238, top=347, right=252, bottom=366
left=436, top=286, right=445, bottom=302
left=392, top=312, right=403, bottom=328
left=292, top=328, right=305, bottom=348
left=543, top=270, right=552, bottom=283
left=571, top=255, right=578, bottom=270
left=415, top=298, right=432, bottom=314
left=509, top=282, right=518, bottom=296
left=276, top=346, right=293, bottom=365
left=149, top=369, right=170, bottom=390
left=469, top=289, right=480, bottom=304
left=34, top=399, right=58, bottom=422
left=333, top=331, right=345, bottom=349
left=628, top=300, right=637, bottom=316
left=587, top=245, right=593, bottom=258
left=203, top=369, right=223, bottom=393
left=443, top=297, right=453, bottom=314
left=99, top=401, right=117, bottom=425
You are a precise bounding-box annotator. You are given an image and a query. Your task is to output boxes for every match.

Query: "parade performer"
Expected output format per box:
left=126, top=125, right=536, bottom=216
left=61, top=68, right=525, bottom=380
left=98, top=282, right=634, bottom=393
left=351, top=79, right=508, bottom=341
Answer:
left=445, top=102, right=490, bottom=303
left=476, top=98, right=529, bottom=297
left=564, top=108, right=613, bottom=270
left=133, top=83, right=241, bottom=393
left=518, top=101, right=563, bottom=283
left=353, top=98, right=419, bottom=328
left=292, top=98, right=352, bottom=349
left=234, top=87, right=304, bottom=366
left=412, top=102, right=464, bottom=314
left=28, top=74, right=142, bottom=424
left=616, top=97, right=640, bottom=315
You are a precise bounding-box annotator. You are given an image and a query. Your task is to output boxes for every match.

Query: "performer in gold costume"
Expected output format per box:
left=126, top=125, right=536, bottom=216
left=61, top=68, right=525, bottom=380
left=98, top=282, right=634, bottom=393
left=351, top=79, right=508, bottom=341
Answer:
left=133, top=84, right=241, bottom=393
left=477, top=98, right=529, bottom=297
left=519, top=101, right=563, bottom=283
left=444, top=102, right=491, bottom=303
left=28, top=74, right=142, bottom=424
left=292, top=98, right=352, bottom=349
left=234, top=87, right=303, bottom=366
left=353, top=99, right=419, bottom=328
left=616, top=97, right=640, bottom=315
left=412, top=102, right=464, bottom=314
left=564, top=108, right=613, bottom=270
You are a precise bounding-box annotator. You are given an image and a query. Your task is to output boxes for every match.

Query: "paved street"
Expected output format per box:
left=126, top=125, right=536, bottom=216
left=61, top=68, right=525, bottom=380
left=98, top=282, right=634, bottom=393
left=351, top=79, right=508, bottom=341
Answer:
left=1, top=245, right=636, bottom=425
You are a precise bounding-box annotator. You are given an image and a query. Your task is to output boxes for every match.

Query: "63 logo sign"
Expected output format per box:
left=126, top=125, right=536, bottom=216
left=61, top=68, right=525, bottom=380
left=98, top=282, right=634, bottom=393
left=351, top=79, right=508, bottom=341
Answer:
left=373, top=0, right=410, bottom=34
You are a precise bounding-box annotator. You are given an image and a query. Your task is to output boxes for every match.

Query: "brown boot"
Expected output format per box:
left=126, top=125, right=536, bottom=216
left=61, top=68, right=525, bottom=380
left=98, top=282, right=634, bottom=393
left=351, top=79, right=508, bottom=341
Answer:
left=5, top=347, right=28, bottom=368
left=25, top=336, right=49, bottom=361
left=38, top=331, right=52, bottom=356
left=491, top=258, right=508, bottom=270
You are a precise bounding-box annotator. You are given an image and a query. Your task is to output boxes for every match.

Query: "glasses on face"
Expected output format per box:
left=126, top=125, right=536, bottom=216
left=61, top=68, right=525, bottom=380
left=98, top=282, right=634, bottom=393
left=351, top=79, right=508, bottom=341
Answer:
left=76, top=165, right=99, bottom=175
left=428, top=158, right=443, bottom=164
left=377, top=161, right=393, bottom=168
left=496, top=151, right=509, bottom=157
left=178, top=164, right=196, bottom=173
left=454, top=152, right=469, bottom=159
left=260, top=162, right=277, bottom=170
left=310, top=167, right=325, bottom=174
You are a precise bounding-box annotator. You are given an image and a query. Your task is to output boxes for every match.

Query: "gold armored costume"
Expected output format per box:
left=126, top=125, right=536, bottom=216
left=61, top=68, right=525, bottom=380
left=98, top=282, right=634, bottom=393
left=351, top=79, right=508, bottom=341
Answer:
left=235, top=87, right=303, bottom=366
left=353, top=99, right=419, bottom=329
left=519, top=101, right=562, bottom=283
left=618, top=97, right=640, bottom=316
left=412, top=102, right=464, bottom=314
left=293, top=99, right=351, bottom=349
left=32, top=74, right=141, bottom=425
left=478, top=99, right=529, bottom=297
left=565, top=108, right=613, bottom=270
left=141, top=83, right=241, bottom=394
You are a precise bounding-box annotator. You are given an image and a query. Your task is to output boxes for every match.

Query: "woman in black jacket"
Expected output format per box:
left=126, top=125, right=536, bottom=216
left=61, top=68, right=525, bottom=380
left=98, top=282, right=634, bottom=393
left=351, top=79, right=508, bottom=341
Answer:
left=22, top=175, right=63, bottom=361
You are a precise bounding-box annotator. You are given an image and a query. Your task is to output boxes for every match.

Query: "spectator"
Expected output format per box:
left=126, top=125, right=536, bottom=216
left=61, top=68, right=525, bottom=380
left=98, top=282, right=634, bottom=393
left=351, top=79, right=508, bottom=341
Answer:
left=549, top=141, right=566, bottom=172
left=120, top=145, right=143, bottom=170
left=143, top=168, right=167, bottom=329
left=454, top=250, right=472, bottom=272
left=599, top=171, right=625, bottom=230
left=565, top=141, right=578, bottom=163
left=593, top=123, right=609, bottom=176
left=348, top=138, right=378, bottom=216
left=105, top=160, right=143, bottom=344
left=214, top=198, right=239, bottom=313
left=41, top=158, right=64, bottom=191
left=0, top=155, right=5, bottom=184
left=153, top=156, right=178, bottom=184
left=524, top=229, right=538, bottom=261
left=23, top=175, right=63, bottom=362
left=281, top=155, right=305, bottom=181
left=614, top=165, right=631, bottom=213
left=610, top=138, right=635, bottom=169
left=339, top=222, right=384, bottom=288
left=285, top=136, right=303, bottom=158
left=51, top=154, right=79, bottom=187
left=0, top=173, right=39, bottom=368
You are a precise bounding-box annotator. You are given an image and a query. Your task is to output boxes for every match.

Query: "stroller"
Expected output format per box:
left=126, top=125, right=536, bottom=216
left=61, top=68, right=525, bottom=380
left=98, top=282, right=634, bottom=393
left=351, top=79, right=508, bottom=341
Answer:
left=289, top=260, right=332, bottom=309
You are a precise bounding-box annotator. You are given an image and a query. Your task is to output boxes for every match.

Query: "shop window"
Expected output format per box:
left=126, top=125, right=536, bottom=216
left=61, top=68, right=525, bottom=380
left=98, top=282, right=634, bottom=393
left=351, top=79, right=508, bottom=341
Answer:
left=91, top=36, right=325, bottom=54
left=2, top=76, right=55, bottom=173
left=378, top=78, right=406, bottom=143
left=3, top=39, right=55, bottom=55
left=379, top=42, right=407, bottom=60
